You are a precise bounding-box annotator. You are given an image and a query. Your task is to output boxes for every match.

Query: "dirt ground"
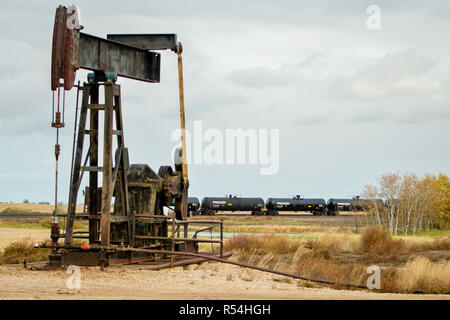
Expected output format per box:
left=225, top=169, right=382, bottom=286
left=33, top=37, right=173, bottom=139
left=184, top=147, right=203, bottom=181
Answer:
left=0, top=213, right=448, bottom=300
left=1, top=263, right=449, bottom=300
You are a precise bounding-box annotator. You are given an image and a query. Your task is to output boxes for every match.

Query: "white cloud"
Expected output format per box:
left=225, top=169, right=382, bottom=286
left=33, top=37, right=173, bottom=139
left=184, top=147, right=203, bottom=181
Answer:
left=227, top=66, right=291, bottom=89
left=334, top=49, right=442, bottom=100
left=1, top=1, right=450, bottom=203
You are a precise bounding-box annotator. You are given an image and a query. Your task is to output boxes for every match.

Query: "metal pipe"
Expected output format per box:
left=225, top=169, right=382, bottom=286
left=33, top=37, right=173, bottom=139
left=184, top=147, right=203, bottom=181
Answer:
left=134, top=236, right=222, bottom=243
left=220, top=219, right=223, bottom=258
left=116, top=247, right=366, bottom=289
left=171, top=212, right=175, bottom=267
left=193, top=225, right=217, bottom=238
left=136, top=253, right=233, bottom=271
left=178, top=220, right=223, bottom=224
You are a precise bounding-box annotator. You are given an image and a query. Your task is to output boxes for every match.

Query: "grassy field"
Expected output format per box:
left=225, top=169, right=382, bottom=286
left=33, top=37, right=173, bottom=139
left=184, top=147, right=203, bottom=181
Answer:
left=195, top=215, right=449, bottom=294
left=0, top=205, right=448, bottom=294
left=0, top=203, right=84, bottom=214
left=220, top=229, right=449, bottom=294
left=0, top=218, right=88, bottom=231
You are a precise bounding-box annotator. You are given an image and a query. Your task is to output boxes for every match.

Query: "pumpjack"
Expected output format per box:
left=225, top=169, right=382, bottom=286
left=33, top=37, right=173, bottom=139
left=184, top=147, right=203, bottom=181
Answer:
left=47, top=5, right=222, bottom=267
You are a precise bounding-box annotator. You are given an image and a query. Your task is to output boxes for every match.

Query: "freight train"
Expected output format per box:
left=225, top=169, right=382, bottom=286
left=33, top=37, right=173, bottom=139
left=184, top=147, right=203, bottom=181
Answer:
left=327, top=197, right=384, bottom=215
left=266, top=195, right=326, bottom=216
left=200, top=195, right=265, bottom=216
left=188, top=195, right=381, bottom=216
left=187, top=197, right=200, bottom=216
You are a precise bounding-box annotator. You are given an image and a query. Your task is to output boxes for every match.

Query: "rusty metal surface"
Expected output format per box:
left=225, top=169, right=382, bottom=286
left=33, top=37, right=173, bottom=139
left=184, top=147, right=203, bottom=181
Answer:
left=51, top=6, right=66, bottom=91
left=62, top=20, right=79, bottom=90
left=50, top=5, right=196, bottom=268
left=51, top=5, right=80, bottom=91
left=63, top=84, right=208, bottom=251
left=107, top=34, right=178, bottom=51
left=51, top=6, right=162, bottom=91
left=61, top=251, right=106, bottom=266
left=78, top=33, right=160, bottom=83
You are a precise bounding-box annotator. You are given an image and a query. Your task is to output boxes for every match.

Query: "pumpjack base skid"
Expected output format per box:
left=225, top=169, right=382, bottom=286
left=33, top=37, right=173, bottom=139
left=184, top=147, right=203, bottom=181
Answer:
left=58, top=243, right=192, bottom=267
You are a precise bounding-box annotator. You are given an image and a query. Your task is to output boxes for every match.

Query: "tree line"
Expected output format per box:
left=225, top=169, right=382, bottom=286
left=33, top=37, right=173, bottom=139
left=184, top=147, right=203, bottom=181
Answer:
left=362, top=173, right=450, bottom=235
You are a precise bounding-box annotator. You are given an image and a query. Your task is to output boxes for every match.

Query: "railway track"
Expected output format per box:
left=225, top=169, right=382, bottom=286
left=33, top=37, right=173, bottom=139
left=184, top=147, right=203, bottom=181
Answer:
left=198, top=213, right=358, bottom=218
left=0, top=212, right=357, bottom=219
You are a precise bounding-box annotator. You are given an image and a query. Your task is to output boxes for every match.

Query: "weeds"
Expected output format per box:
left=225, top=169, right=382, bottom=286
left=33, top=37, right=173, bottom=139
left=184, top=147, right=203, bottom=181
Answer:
left=0, top=238, right=50, bottom=265
left=0, top=218, right=87, bottom=231
left=358, top=227, right=407, bottom=260
left=224, top=234, right=302, bottom=255
left=1, top=208, right=40, bottom=214
left=396, top=257, right=450, bottom=294
left=223, top=228, right=450, bottom=294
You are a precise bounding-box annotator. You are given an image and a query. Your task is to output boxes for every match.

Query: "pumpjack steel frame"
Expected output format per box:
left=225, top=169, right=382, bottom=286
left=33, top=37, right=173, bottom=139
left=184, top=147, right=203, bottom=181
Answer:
left=48, top=5, right=223, bottom=267
left=66, top=82, right=130, bottom=247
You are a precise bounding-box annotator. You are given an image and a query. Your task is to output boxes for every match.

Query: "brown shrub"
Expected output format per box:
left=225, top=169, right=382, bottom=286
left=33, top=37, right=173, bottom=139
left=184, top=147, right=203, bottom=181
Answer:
left=0, top=238, right=50, bottom=264
left=304, top=237, right=343, bottom=259
left=359, top=227, right=407, bottom=259
left=224, top=234, right=301, bottom=255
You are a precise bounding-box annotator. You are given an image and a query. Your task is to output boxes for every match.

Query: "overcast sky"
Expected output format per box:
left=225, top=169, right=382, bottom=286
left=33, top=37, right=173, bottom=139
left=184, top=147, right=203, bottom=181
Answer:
left=0, top=0, right=449, bottom=203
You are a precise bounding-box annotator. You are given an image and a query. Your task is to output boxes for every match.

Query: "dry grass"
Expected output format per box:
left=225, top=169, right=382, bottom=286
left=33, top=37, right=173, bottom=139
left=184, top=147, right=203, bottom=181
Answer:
left=0, top=203, right=84, bottom=214
left=0, top=238, right=50, bottom=265
left=0, top=217, right=88, bottom=231
left=358, top=227, right=407, bottom=260
left=224, top=234, right=302, bottom=255
left=191, top=215, right=359, bottom=235
left=223, top=228, right=450, bottom=294
left=419, top=238, right=450, bottom=251
left=396, top=257, right=450, bottom=294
